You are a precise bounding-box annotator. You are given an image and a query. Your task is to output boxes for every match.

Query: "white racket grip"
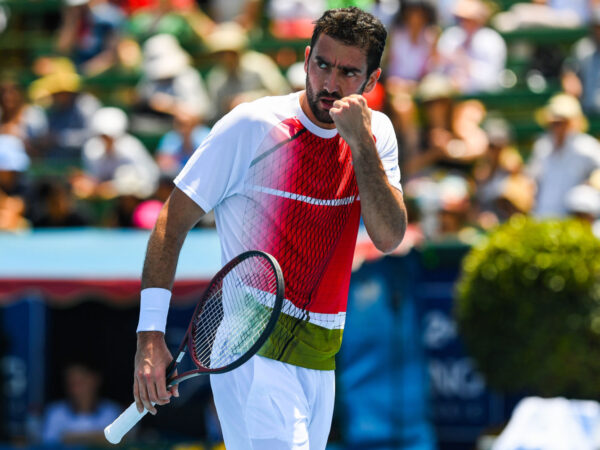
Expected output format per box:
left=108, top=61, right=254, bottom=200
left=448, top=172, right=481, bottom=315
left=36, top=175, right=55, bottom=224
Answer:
left=104, top=401, right=154, bottom=444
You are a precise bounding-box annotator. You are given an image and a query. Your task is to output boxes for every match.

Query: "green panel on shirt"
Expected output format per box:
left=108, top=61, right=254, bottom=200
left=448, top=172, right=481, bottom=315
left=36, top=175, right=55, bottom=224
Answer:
left=259, top=313, right=343, bottom=370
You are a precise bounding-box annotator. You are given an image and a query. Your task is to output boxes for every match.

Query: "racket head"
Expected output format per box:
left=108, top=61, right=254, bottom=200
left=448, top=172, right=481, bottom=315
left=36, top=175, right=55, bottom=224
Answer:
left=185, top=250, right=284, bottom=374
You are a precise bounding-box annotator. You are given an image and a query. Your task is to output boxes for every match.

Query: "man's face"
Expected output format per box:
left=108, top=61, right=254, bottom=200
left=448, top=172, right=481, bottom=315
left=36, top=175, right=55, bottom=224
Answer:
left=548, top=118, right=570, bottom=143
left=303, top=34, right=380, bottom=126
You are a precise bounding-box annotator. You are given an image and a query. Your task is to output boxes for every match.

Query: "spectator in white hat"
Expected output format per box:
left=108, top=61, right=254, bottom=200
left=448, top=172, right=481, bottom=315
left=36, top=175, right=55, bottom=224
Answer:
left=565, top=184, right=600, bottom=223
left=527, top=93, right=600, bottom=218
left=134, top=34, right=212, bottom=130
left=74, top=107, right=159, bottom=199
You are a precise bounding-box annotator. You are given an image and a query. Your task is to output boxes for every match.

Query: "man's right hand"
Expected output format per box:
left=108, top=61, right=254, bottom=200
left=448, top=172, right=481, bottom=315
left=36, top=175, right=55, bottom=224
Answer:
left=133, top=331, right=179, bottom=414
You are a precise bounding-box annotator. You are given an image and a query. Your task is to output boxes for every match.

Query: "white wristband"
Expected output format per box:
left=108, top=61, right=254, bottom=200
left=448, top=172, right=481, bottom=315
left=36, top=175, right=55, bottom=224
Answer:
left=136, top=288, right=172, bottom=333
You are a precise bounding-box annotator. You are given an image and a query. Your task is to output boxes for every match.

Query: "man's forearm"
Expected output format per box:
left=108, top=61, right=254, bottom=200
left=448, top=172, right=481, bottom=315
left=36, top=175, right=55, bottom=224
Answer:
left=137, top=188, right=206, bottom=332
left=141, top=224, right=186, bottom=290
left=328, top=94, right=407, bottom=253
left=352, top=137, right=407, bottom=253
left=140, top=188, right=205, bottom=289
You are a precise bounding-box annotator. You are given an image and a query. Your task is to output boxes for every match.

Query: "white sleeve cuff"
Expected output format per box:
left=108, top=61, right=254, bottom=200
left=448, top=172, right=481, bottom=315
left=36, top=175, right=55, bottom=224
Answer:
left=136, top=288, right=172, bottom=333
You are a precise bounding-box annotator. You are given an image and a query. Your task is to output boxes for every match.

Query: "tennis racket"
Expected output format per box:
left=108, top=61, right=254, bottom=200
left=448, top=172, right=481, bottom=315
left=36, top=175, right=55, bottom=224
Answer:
left=104, top=250, right=284, bottom=444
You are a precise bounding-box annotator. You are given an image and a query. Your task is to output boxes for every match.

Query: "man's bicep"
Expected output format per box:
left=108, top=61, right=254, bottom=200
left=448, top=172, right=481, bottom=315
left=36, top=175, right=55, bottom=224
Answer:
left=160, top=187, right=207, bottom=234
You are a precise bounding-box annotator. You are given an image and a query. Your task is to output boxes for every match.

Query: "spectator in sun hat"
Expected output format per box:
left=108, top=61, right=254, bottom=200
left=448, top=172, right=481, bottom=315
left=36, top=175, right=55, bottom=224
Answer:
left=435, top=0, right=506, bottom=93
left=73, top=107, right=159, bottom=200
left=527, top=93, right=600, bottom=218
left=30, top=70, right=101, bottom=160
left=204, top=21, right=290, bottom=122
left=0, top=134, right=31, bottom=231
left=133, top=33, right=211, bottom=131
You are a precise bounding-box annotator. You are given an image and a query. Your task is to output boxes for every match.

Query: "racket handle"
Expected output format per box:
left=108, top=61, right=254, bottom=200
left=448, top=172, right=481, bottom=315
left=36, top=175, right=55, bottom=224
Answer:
left=104, top=401, right=153, bottom=444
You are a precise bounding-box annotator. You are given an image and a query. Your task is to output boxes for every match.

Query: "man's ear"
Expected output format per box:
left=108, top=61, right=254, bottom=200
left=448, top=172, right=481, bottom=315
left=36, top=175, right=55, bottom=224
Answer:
left=304, top=45, right=311, bottom=73
left=363, top=68, right=382, bottom=94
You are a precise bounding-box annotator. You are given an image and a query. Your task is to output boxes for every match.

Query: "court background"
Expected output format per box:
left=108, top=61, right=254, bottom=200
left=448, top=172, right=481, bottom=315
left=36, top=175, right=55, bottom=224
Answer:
left=0, top=229, right=522, bottom=449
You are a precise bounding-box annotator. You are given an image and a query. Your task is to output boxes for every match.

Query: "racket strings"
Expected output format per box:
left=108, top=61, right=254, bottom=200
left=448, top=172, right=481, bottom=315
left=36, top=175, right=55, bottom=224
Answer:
left=190, top=256, right=278, bottom=369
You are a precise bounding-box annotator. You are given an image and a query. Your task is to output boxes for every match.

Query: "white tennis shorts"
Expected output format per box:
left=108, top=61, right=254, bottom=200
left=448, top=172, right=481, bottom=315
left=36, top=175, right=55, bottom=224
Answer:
left=210, top=355, right=335, bottom=450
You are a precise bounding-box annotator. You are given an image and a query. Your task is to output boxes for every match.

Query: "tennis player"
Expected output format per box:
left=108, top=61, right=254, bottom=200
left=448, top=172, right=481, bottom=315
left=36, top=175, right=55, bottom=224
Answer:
left=133, top=7, right=407, bottom=449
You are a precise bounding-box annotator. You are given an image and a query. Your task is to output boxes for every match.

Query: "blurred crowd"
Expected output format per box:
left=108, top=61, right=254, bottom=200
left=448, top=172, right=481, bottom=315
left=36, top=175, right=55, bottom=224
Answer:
left=2, top=0, right=600, bottom=245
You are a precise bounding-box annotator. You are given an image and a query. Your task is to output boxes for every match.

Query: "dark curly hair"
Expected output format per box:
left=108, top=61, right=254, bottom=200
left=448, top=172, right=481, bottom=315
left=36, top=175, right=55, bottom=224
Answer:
left=309, top=7, right=387, bottom=76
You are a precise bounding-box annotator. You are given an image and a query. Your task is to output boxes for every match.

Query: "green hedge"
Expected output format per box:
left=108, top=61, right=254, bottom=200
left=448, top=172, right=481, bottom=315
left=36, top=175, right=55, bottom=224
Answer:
left=455, top=215, right=600, bottom=399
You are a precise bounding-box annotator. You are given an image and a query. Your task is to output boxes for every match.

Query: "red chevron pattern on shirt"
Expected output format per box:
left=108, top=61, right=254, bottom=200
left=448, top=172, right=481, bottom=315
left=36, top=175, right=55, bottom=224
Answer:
left=242, top=117, right=361, bottom=322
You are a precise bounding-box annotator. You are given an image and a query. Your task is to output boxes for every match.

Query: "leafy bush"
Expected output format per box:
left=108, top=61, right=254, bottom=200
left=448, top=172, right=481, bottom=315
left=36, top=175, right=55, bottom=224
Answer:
left=455, top=215, right=600, bottom=399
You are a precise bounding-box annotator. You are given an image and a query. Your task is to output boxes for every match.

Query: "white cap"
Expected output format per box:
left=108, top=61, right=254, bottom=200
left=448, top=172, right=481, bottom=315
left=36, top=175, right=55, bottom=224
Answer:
left=143, top=34, right=190, bottom=80
left=565, top=185, right=600, bottom=216
left=204, top=22, right=249, bottom=53
left=64, top=0, right=89, bottom=5
left=91, top=107, right=128, bottom=138
left=0, top=135, right=30, bottom=172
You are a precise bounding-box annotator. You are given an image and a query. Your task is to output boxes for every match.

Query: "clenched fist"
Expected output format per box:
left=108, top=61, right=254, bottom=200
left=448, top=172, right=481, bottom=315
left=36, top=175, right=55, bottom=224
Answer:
left=329, top=94, right=373, bottom=151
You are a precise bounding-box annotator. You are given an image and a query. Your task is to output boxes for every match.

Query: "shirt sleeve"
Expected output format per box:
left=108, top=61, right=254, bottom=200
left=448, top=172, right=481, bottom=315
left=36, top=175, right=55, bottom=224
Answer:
left=371, top=111, right=403, bottom=193
left=174, top=102, right=267, bottom=212
left=41, top=404, right=65, bottom=444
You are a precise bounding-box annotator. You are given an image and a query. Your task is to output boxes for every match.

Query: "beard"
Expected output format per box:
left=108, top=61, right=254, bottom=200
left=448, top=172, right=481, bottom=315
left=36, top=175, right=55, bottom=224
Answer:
left=305, top=72, right=369, bottom=125
left=305, top=75, right=338, bottom=124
